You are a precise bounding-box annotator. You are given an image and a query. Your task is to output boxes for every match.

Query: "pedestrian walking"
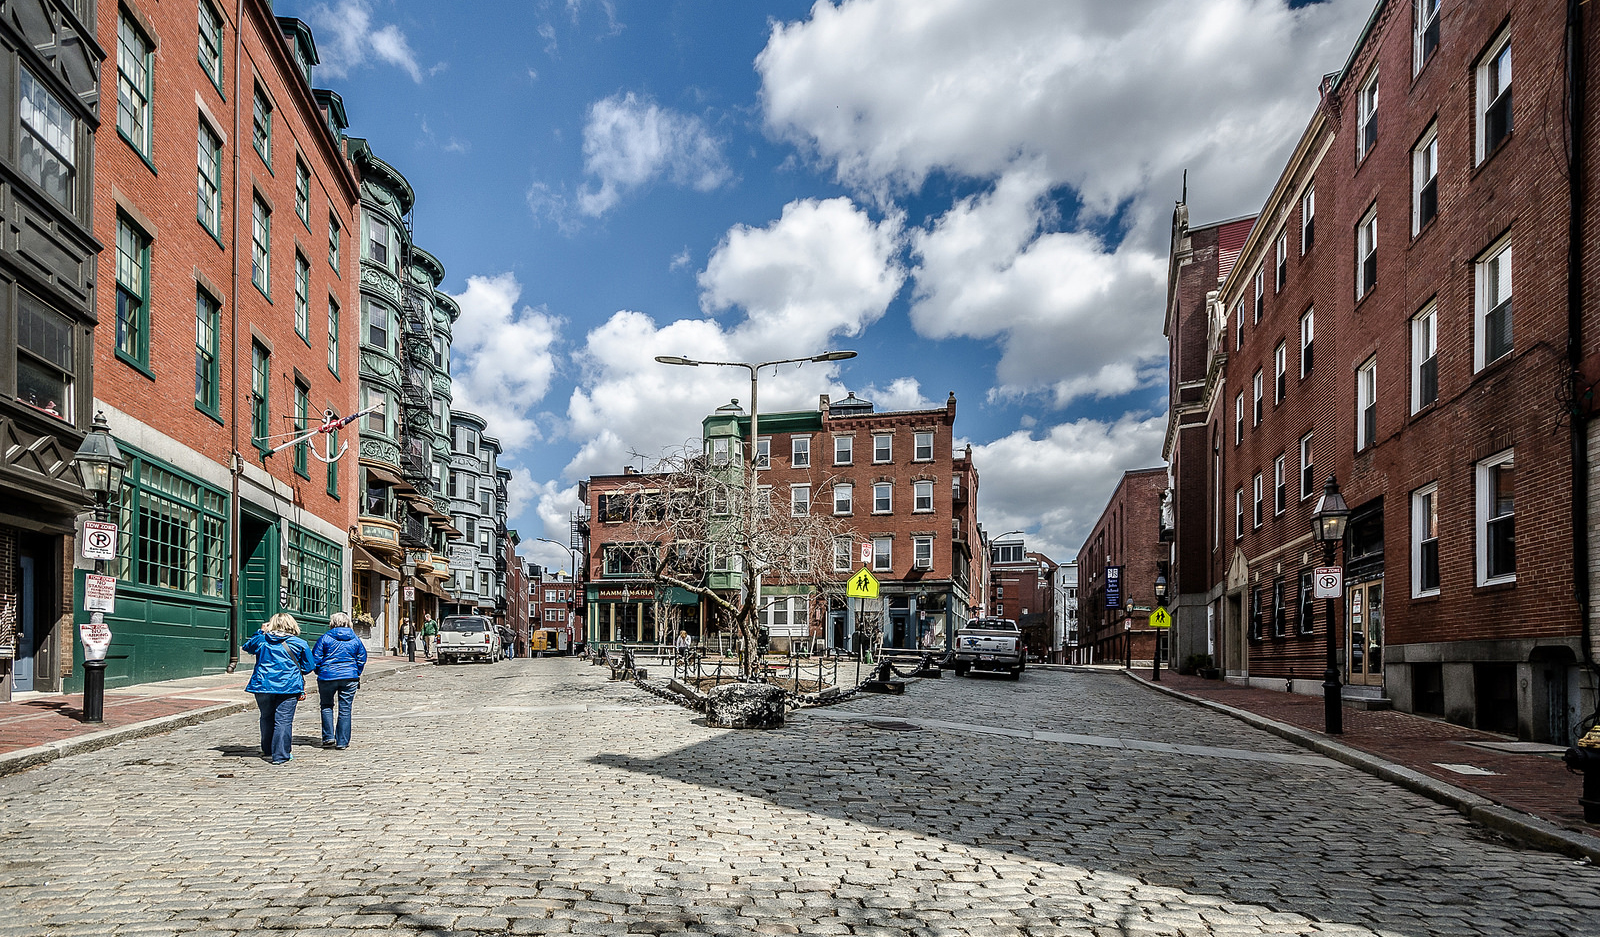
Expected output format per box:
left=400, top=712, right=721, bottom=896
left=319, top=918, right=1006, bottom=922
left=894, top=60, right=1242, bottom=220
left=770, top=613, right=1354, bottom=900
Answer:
left=422, top=615, right=439, bottom=660
left=243, top=613, right=314, bottom=765
left=312, top=611, right=367, bottom=750
left=400, top=620, right=416, bottom=662
left=675, top=629, right=691, bottom=660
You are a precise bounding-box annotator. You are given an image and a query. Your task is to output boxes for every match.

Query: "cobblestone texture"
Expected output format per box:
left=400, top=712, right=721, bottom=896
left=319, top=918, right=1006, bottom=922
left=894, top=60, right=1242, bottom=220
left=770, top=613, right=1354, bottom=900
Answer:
left=1, top=660, right=1597, bottom=935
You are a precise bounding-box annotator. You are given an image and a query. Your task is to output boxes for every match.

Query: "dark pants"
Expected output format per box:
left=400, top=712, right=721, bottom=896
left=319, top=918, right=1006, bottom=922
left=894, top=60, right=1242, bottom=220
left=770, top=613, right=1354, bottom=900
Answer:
left=255, top=692, right=298, bottom=763
left=318, top=678, right=359, bottom=748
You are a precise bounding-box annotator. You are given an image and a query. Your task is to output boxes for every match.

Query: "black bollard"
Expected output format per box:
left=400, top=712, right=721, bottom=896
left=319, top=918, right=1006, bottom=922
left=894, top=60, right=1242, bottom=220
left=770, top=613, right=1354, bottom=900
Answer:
left=82, top=659, right=107, bottom=723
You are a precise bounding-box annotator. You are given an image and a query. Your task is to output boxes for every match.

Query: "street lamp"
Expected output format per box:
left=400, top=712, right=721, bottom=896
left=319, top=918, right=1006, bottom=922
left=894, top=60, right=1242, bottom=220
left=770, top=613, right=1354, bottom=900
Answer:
left=72, top=411, right=126, bottom=724
left=655, top=350, right=857, bottom=676
left=534, top=536, right=581, bottom=643
left=1152, top=570, right=1168, bottom=682
left=1311, top=474, right=1350, bottom=735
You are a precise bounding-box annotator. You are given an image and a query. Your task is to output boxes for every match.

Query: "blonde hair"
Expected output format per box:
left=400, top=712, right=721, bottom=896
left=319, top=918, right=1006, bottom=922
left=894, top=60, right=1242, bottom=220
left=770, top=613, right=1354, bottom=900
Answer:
left=265, top=612, right=300, bottom=636
left=329, top=611, right=352, bottom=629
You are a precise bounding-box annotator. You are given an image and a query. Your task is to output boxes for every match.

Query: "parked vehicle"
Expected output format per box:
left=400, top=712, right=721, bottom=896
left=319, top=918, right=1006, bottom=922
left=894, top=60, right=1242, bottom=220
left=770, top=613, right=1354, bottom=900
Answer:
left=952, top=617, right=1025, bottom=679
left=436, top=615, right=501, bottom=664
left=531, top=628, right=569, bottom=656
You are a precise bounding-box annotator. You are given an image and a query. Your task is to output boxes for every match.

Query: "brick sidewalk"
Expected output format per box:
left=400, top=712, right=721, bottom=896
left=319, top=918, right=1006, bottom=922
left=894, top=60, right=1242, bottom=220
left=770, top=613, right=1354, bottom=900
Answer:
left=1141, top=669, right=1594, bottom=834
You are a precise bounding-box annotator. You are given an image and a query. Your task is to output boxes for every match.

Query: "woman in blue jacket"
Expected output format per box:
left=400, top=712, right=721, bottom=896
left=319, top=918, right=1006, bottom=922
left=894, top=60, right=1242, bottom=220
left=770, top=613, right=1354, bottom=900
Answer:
left=312, top=611, right=368, bottom=750
left=243, top=613, right=314, bottom=765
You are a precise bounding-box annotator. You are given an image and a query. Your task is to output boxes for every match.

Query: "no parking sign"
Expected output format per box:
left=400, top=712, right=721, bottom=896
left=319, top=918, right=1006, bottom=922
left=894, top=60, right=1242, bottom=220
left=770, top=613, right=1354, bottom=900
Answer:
left=1313, top=566, right=1344, bottom=598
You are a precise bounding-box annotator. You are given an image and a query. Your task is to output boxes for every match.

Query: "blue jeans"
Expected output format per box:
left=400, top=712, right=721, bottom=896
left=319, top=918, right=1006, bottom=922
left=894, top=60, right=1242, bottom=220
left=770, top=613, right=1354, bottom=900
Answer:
left=255, top=693, right=298, bottom=763
left=318, top=678, right=359, bottom=748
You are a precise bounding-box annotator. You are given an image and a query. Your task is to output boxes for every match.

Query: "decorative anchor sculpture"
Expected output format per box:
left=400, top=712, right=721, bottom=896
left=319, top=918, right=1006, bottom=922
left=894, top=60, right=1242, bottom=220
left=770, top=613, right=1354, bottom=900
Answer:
left=262, top=406, right=376, bottom=461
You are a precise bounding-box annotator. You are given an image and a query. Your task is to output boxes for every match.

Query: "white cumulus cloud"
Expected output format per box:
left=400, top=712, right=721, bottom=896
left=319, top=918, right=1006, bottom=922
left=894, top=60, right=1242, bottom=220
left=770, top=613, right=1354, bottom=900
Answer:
left=577, top=93, right=732, bottom=217
left=446, top=273, right=561, bottom=450
left=308, top=0, right=426, bottom=82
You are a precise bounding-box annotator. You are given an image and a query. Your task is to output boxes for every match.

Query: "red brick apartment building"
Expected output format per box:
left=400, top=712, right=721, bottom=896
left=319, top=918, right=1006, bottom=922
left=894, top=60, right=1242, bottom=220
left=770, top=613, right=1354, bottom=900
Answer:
left=83, top=0, right=360, bottom=688
left=987, top=538, right=1059, bottom=661
left=528, top=566, right=579, bottom=650
left=1170, top=0, right=1600, bottom=741
left=582, top=392, right=982, bottom=653
left=1077, top=468, right=1167, bottom=668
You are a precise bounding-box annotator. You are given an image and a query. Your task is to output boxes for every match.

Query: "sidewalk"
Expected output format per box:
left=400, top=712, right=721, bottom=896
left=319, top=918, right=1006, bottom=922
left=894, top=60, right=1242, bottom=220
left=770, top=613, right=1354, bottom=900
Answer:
left=0, top=656, right=422, bottom=777
left=1115, top=666, right=1600, bottom=860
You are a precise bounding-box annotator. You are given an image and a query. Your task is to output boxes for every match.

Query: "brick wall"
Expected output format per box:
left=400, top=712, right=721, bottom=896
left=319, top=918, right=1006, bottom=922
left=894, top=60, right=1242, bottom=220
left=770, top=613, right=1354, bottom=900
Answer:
left=1076, top=468, right=1167, bottom=664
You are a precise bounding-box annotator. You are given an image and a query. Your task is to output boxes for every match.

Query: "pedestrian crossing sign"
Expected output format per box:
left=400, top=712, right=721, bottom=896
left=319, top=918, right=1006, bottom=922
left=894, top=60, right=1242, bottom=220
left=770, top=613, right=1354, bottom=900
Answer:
left=1150, top=607, right=1172, bottom=629
left=846, top=568, right=880, bottom=598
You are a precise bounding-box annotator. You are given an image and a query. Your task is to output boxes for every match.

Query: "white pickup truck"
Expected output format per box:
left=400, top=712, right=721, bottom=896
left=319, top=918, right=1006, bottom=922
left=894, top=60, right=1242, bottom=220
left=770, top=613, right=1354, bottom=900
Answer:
left=436, top=614, right=502, bottom=664
left=952, top=617, right=1025, bottom=680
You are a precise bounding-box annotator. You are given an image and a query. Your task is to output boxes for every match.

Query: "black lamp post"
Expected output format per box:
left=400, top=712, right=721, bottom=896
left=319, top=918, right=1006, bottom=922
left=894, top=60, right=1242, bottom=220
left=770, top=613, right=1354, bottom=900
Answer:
left=1152, top=571, right=1168, bottom=682
left=1310, top=475, right=1350, bottom=735
left=72, top=411, right=126, bottom=723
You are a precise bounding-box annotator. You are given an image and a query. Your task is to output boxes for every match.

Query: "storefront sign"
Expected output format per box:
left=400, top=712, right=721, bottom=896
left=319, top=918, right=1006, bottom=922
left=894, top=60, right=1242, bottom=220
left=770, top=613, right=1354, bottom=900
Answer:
left=449, top=545, right=475, bottom=570
left=1105, top=566, right=1123, bottom=609
left=82, top=521, right=117, bottom=561
left=84, top=574, right=118, bottom=612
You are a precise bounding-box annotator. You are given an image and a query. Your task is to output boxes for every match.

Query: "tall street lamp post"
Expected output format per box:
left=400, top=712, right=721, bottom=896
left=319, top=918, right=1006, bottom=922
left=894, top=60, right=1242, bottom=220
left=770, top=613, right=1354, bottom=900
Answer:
left=1152, top=571, right=1168, bottom=682
left=72, top=411, right=126, bottom=724
left=1311, top=475, right=1351, bottom=735
left=655, top=351, right=856, bottom=676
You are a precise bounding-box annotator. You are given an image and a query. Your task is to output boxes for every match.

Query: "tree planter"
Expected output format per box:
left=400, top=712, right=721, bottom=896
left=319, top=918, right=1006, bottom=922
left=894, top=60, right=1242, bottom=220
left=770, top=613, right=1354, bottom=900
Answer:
left=705, top=682, right=786, bottom=729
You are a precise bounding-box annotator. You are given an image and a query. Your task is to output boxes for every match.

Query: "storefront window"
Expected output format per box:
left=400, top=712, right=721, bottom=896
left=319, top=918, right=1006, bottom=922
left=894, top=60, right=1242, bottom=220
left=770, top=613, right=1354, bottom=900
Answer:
left=113, top=452, right=227, bottom=598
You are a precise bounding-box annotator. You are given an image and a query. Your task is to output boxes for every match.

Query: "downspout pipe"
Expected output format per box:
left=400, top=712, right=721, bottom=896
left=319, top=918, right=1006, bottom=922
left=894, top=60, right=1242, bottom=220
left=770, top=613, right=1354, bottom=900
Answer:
left=1567, top=0, right=1597, bottom=724
left=226, top=0, right=246, bottom=672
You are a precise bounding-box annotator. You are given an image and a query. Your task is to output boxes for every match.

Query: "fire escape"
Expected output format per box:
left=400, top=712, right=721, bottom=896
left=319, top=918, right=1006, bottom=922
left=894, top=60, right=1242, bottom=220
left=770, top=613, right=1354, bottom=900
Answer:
left=395, top=210, right=436, bottom=552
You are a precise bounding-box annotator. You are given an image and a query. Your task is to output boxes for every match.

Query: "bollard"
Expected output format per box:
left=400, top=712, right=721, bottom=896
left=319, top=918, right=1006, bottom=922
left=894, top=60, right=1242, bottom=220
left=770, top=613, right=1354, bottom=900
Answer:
left=82, top=659, right=107, bottom=723
left=1565, top=726, right=1600, bottom=823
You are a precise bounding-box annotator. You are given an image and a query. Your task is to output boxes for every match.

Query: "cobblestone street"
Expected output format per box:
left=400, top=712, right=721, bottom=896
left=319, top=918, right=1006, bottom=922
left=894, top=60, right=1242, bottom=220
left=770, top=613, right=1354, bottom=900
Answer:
left=2, top=660, right=1598, bottom=936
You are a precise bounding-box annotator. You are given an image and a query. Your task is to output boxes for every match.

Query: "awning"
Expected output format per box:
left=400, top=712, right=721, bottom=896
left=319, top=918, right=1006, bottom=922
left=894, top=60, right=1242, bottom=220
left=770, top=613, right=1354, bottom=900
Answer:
left=352, top=543, right=401, bottom=580
left=413, top=574, right=448, bottom=598
left=363, top=463, right=412, bottom=491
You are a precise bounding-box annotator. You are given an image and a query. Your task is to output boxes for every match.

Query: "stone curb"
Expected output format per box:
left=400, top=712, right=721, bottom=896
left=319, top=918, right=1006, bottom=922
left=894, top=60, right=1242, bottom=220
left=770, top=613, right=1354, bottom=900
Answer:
left=0, top=662, right=425, bottom=780
left=1126, top=670, right=1600, bottom=862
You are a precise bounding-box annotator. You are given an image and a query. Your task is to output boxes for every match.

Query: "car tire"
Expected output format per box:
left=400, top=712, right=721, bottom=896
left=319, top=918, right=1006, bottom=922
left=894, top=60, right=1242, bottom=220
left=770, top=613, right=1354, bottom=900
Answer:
left=1009, top=666, right=1022, bottom=681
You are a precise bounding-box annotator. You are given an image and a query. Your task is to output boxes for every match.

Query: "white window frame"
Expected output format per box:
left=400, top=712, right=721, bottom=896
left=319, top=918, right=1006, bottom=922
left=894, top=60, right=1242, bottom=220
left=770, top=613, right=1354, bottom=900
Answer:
left=1412, top=482, right=1441, bottom=597
left=1273, top=453, right=1286, bottom=516
left=1234, top=301, right=1243, bottom=349
left=1475, top=31, right=1512, bottom=165
left=1253, top=267, right=1264, bottom=323
left=791, top=436, right=810, bottom=468
left=913, top=431, right=934, bottom=461
left=1299, top=432, right=1314, bottom=500
left=872, top=537, right=892, bottom=572
left=872, top=433, right=892, bottom=463
left=1301, top=185, right=1315, bottom=254
left=1475, top=449, right=1516, bottom=586
left=1252, top=472, right=1263, bottom=529
left=1414, top=0, right=1440, bottom=74
left=913, top=479, right=934, bottom=513
left=1235, top=487, right=1244, bottom=540
left=1413, top=123, right=1439, bottom=235
left=834, top=436, right=852, bottom=466
left=1252, top=370, right=1262, bottom=426
left=1475, top=237, right=1512, bottom=371
left=1357, top=207, right=1378, bottom=300
left=755, top=437, right=771, bottom=470
left=1412, top=301, right=1438, bottom=412
left=833, top=538, right=852, bottom=573
left=1300, top=308, right=1314, bottom=378
left=913, top=537, right=933, bottom=570
left=1275, top=234, right=1287, bottom=292
left=1356, top=357, right=1377, bottom=451
left=1235, top=391, right=1244, bottom=445
left=790, top=484, right=810, bottom=517
left=711, top=437, right=730, bottom=467
left=1274, top=341, right=1286, bottom=405
left=1357, top=67, right=1378, bottom=161
left=833, top=483, right=853, bottom=515
left=872, top=482, right=892, bottom=514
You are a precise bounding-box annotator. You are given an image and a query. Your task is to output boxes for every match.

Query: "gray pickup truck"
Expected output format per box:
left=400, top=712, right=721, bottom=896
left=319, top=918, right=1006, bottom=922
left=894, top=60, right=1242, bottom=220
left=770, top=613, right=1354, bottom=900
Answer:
left=952, top=617, right=1025, bottom=679
left=436, top=614, right=502, bottom=664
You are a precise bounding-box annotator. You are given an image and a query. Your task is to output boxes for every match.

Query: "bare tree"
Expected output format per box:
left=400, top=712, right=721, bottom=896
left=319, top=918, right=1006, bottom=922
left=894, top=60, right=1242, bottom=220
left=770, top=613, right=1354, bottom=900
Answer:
left=602, top=441, right=852, bottom=679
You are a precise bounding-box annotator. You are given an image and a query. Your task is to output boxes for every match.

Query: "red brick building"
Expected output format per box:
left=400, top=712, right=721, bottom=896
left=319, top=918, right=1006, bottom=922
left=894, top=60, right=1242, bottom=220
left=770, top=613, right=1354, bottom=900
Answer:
left=1173, top=0, right=1600, bottom=740
left=528, top=565, right=579, bottom=651
left=986, top=538, right=1059, bottom=661
left=83, top=1, right=360, bottom=687
left=1076, top=468, right=1168, bottom=667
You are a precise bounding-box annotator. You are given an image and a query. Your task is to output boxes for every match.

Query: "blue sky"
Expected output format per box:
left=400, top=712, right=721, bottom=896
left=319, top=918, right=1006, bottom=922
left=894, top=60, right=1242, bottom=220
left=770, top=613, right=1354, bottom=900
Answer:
left=290, top=0, right=1373, bottom=572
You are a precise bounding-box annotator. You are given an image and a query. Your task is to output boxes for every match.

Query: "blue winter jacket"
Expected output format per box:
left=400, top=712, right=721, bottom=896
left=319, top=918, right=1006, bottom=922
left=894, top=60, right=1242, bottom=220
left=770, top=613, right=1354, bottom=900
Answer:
left=312, top=626, right=368, bottom=681
left=243, top=630, right=314, bottom=695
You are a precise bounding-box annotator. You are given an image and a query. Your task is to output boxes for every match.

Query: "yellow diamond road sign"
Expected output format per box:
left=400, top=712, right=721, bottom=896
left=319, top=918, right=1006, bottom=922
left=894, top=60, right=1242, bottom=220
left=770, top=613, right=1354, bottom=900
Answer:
left=1150, top=607, right=1173, bottom=629
left=846, top=567, right=880, bottom=599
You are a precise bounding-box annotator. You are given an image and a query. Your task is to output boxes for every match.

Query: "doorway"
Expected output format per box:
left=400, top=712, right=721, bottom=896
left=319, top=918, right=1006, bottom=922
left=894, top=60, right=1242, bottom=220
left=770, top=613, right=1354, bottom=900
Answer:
left=238, top=511, right=279, bottom=642
left=887, top=599, right=911, bottom=650
left=14, top=550, right=37, bottom=692
left=1346, top=580, right=1384, bottom=686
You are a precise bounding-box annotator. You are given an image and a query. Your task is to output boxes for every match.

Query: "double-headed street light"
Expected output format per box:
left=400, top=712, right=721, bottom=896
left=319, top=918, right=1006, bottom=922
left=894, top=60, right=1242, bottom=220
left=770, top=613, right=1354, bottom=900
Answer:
left=1311, top=475, right=1351, bottom=735
left=72, top=411, right=126, bottom=724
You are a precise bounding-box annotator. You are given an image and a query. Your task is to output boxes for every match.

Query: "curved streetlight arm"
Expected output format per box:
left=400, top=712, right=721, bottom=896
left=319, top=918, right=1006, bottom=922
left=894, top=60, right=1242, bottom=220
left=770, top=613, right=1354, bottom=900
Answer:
left=534, top=537, right=579, bottom=578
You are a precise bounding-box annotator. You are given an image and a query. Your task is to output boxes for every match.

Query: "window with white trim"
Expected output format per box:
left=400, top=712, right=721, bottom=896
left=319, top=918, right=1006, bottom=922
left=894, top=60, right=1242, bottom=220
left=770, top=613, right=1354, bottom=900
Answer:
left=1252, top=472, right=1263, bottom=529
left=873, top=537, right=892, bottom=572
left=755, top=437, right=770, bottom=470
left=790, top=484, right=810, bottom=516
left=914, top=431, right=933, bottom=461
left=1274, top=341, right=1286, bottom=405
left=1275, top=234, right=1287, bottom=292
left=1300, top=308, right=1314, bottom=377
left=711, top=437, right=730, bottom=467
left=1299, top=432, right=1314, bottom=500
left=1234, top=301, right=1243, bottom=349
left=1253, top=267, right=1264, bottom=323
left=1356, top=357, right=1377, bottom=451
left=1476, top=32, right=1512, bottom=163
left=1413, top=124, right=1438, bottom=234
left=1235, top=391, right=1244, bottom=445
left=1476, top=238, right=1512, bottom=369
left=873, top=434, right=892, bottom=463
left=1357, top=207, right=1377, bottom=300
left=1413, top=302, right=1438, bottom=411
left=833, top=538, right=852, bottom=572
left=1414, top=0, right=1440, bottom=73
left=1301, top=185, right=1316, bottom=253
left=791, top=436, right=810, bottom=468
left=1252, top=370, right=1262, bottom=426
left=1476, top=450, right=1515, bottom=584
left=913, top=479, right=933, bottom=512
left=1357, top=68, right=1378, bottom=161
left=1273, top=453, right=1286, bottom=516
left=834, top=436, right=852, bottom=465
left=1413, top=482, right=1440, bottom=596
left=873, top=482, right=892, bottom=513
left=833, top=483, right=853, bottom=515
left=117, top=13, right=153, bottom=156
left=1235, top=486, right=1244, bottom=540
left=913, top=537, right=933, bottom=569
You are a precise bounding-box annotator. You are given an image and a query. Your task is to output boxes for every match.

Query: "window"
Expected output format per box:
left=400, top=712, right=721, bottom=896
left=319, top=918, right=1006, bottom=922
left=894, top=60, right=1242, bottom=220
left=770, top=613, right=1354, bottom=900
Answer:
left=1413, top=125, right=1438, bottom=234
left=1253, top=268, right=1264, bottom=323
left=790, top=484, right=810, bottom=516
left=362, top=385, right=389, bottom=436
left=325, top=426, right=339, bottom=497
left=1477, top=450, right=1515, bottom=584
left=480, top=485, right=491, bottom=516
left=757, top=487, right=772, bottom=517
left=199, top=0, right=224, bottom=85
left=195, top=290, right=220, bottom=415
left=913, top=480, right=934, bottom=513
left=1274, top=342, right=1286, bottom=404
left=1414, top=0, right=1439, bottom=73
left=834, top=538, right=852, bottom=572
left=711, top=437, right=730, bottom=467
left=1234, top=391, right=1244, bottom=445
left=914, top=431, right=934, bottom=461
left=251, top=196, right=271, bottom=296
left=195, top=121, right=225, bottom=236
left=1271, top=579, right=1286, bottom=638
left=1477, top=34, right=1512, bottom=163
left=1413, top=302, right=1438, bottom=411
left=873, top=434, right=892, bottom=463
left=791, top=436, right=810, bottom=467
left=251, top=342, right=270, bottom=449
left=755, top=438, right=770, bottom=470
left=1300, top=309, right=1314, bottom=377
left=432, top=335, right=444, bottom=368
left=1356, top=357, right=1377, bottom=451
left=1299, top=432, right=1314, bottom=500
left=1252, top=472, right=1262, bottom=529
left=112, top=455, right=228, bottom=599
left=1413, top=483, right=1440, bottom=595
left=1235, top=487, right=1244, bottom=540
left=19, top=70, right=75, bottom=210
left=116, top=14, right=153, bottom=156
left=1275, top=234, right=1287, bottom=292
left=1301, top=185, right=1315, bottom=253
left=115, top=216, right=150, bottom=368
left=1298, top=571, right=1314, bottom=635
left=1477, top=238, right=1512, bottom=368
left=294, top=381, right=310, bottom=478
left=913, top=537, right=933, bottom=570
left=1252, top=370, right=1262, bottom=426
left=329, top=214, right=341, bottom=270
left=367, top=214, right=390, bottom=267
left=327, top=299, right=340, bottom=374
left=15, top=292, right=73, bottom=422
left=1357, top=68, right=1378, bottom=160
left=295, top=160, right=311, bottom=226
left=1357, top=208, right=1377, bottom=299
left=294, top=253, right=310, bottom=339
left=365, top=300, right=390, bottom=351
left=1273, top=453, right=1286, bottom=516
left=252, top=87, right=272, bottom=165
left=833, top=483, right=853, bottom=515
left=1234, top=301, right=1243, bottom=349
left=834, top=436, right=852, bottom=465
left=873, top=482, right=892, bottom=513
left=993, top=543, right=1024, bottom=564
left=872, top=537, right=892, bottom=572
